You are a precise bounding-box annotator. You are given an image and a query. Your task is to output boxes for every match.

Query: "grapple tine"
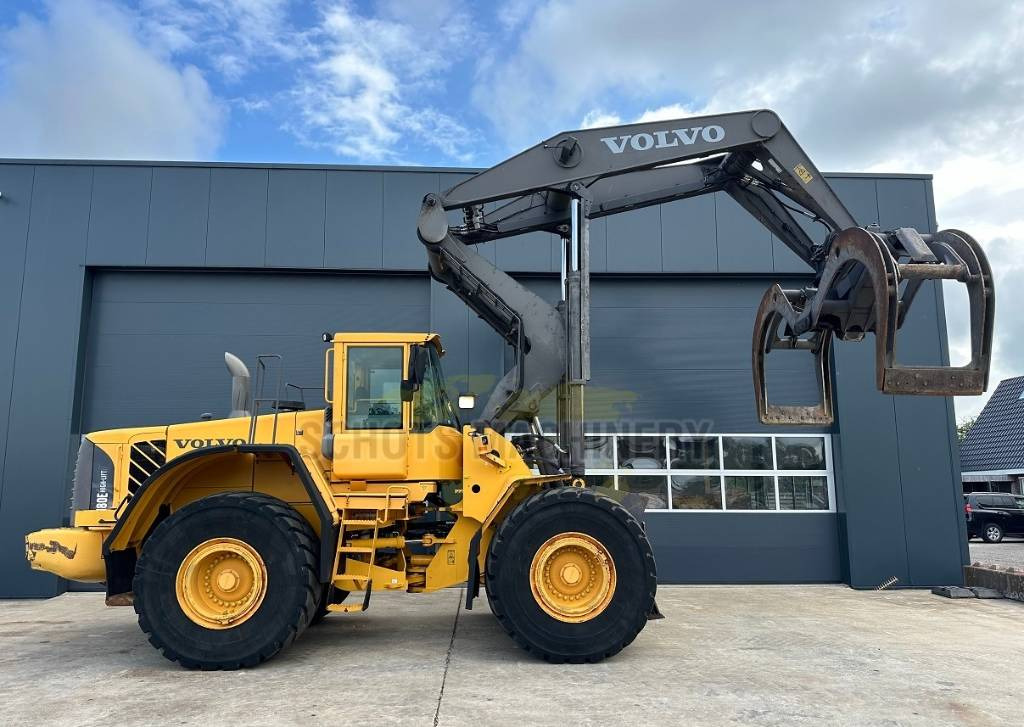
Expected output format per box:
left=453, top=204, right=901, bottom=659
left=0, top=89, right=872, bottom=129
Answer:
left=752, top=226, right=995, bottom=425
left=752, top=284, right=835, bottom=425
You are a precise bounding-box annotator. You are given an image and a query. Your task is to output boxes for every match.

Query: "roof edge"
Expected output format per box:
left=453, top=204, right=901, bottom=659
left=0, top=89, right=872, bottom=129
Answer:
left=0, top=157, right=933, bottom=179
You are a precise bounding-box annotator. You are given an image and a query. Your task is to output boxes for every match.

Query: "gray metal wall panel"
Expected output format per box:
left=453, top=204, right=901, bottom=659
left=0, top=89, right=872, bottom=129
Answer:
left=0, top=164, right=34, bottom=534
left=660, top=196, right=718, bottom=273
left=876, top=178, right=931, bottom=231
left=840, top=177, right=961, bottom=586
left=430, top=279, right=470, bottom=402
left=86, top=166, right=151, bottom=266
left=647, top=513, right=841, bottom=583
left=771, top=176, right=880, bottom=274
left=832, top=338, right=910, bottom=588
left=771, top=234, right=813, bottom=274
left=81, top=271, right=429, bottom=431
left=891, top=281, right=966, bottom=585
left=496, top=232, right=556, bottom=273
left=266, top=170, right=326, bottom=268
left=715, top=192, right=774, bottom=273
left=589, top=216, right=608, bottom=273
left=146, top=167, right=210, bottom=266
left=206, top=168, right=268, bottom=267
left=507, top=277, right=823, bottom=433
left=606, top=206, right=661, bottom=272
left=831, top=177, right=880, bottom=226
left=0, top=165, right=92, bottom=597
left=325, top=170, right=383, bottom=269
left=382, top=172, right=438, bottom=270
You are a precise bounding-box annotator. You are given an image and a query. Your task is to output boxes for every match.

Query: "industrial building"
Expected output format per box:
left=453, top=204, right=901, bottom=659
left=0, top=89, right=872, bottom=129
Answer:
left=0, top=159, right=966, bottom=597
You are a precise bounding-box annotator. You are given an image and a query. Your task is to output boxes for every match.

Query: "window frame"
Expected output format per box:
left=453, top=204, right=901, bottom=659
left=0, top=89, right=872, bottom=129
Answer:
left=581, top=432, right=836, bottom=513
left=341, top=343, right=408, bottom=431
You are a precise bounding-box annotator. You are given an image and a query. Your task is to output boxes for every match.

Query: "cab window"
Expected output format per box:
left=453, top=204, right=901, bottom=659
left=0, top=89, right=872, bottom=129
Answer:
left=412, top=346, right=459, bottom=433
left=346, top=347, right=403, bottom=429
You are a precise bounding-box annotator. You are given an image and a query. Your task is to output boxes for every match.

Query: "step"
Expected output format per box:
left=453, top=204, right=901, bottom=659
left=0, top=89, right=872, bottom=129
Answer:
left=339, top=546, right=375, bottom=554
left=341, top=519, right=378, bottom=526
left=335, top=574, right=371, bottom=583
left=327, top=603, right=365, bottom=613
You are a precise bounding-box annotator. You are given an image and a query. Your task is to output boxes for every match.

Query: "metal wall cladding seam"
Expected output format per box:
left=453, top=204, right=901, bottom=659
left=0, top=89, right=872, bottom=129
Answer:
left=0, top=165, right=92, bottom=597
left=146, top=166, right=210, bottom=266
left=205, top=167, right=268, bottom=268
left=86, top=165, right=151, bottom=266
left=326, top=170, right=384, bottom=270
left=382, top=172, right=440, bottom=270
left=267, top=169, right=326, bottom=268
left=0, top=164, right=35, bottom=531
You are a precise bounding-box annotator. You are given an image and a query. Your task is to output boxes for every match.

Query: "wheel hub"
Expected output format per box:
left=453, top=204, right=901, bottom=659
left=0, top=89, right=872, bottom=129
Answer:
left=175, top=537, right=267, bottom=629
left=529, top=532, right=616, bottom=623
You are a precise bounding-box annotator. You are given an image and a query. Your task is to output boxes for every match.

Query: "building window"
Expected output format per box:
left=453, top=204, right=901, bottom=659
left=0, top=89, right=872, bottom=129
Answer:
left=725, top=475, right=776, bottom=510
left=524, top=432, right=835, bottom=513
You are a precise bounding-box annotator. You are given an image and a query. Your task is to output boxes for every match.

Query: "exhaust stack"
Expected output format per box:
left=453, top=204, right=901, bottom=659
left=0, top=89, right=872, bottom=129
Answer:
left=224, top=352, right=252, bottom=418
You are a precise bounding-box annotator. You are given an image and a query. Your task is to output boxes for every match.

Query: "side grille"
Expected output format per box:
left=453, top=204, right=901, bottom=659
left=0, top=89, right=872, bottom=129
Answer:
left=128, top=440, right=167, bottom=494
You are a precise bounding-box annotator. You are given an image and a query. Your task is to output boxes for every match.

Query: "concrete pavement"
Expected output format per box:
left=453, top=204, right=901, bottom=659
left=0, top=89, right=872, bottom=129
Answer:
left=0, top=586, right=1021, bottom=726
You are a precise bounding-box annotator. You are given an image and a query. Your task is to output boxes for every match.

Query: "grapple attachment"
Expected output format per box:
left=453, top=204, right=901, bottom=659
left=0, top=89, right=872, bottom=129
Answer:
left=753, top=227, right=994, bottom=425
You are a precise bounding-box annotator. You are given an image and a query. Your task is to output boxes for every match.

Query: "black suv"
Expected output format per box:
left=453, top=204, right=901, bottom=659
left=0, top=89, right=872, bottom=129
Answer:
left=965, top=492, right=1024, bottom=543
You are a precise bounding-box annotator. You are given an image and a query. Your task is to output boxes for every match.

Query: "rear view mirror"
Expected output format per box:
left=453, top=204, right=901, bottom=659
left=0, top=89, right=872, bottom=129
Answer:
left=458, top=394, right=476, bottom=410
left=401, top=345, right=429, bottom=402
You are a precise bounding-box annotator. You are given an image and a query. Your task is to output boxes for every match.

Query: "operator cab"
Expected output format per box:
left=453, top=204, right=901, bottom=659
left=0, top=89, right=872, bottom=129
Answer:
left=322, top=333, right=467, bottom=482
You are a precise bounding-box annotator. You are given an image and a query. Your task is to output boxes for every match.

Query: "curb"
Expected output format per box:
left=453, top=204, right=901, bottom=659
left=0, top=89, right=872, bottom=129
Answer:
left=964, top=564, right=1024, bottom=602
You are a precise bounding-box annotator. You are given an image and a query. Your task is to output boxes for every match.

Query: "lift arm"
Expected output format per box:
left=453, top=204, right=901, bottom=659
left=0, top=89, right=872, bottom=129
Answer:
left=418, top=109, right=994, bottom=474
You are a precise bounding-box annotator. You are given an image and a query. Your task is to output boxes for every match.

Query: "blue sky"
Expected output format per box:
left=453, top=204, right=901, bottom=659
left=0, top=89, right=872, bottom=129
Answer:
left=1, top=0, right=1022, bottom=417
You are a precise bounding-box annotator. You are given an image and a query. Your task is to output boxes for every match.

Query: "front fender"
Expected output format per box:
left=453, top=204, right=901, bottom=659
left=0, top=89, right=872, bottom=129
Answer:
left=103, top=444, right=338, bottom=597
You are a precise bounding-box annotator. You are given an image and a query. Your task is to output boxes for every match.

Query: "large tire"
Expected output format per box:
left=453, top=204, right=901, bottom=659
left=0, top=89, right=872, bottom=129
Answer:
left=485, top=487, right=657, bottom=663
left=134, top=492, right=319, bottom=669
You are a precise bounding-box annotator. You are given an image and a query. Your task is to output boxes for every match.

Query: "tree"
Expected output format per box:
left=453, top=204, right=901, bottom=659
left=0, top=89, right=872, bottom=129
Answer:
left=957, top=416, right=977, bottom=443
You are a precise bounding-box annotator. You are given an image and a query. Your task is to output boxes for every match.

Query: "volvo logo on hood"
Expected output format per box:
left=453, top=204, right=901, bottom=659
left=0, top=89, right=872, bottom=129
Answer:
left=175, top=438, right=247, bottom=449
left=599, top=125, right=726, bottom=154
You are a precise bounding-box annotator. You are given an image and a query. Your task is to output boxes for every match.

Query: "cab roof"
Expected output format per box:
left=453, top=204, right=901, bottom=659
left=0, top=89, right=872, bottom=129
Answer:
left=327, top=332, right=444, bottom=354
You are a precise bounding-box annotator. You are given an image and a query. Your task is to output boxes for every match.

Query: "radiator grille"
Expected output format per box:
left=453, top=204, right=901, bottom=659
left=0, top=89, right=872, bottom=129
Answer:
left=128, top=440, right=166, bottom=493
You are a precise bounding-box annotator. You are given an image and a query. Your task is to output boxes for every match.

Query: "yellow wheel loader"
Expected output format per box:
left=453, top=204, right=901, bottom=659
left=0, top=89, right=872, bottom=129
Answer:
left=25, top=109, right=993, bottom=669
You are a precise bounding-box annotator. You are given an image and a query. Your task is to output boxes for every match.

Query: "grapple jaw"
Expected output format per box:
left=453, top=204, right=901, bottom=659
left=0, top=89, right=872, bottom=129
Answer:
left=752, top=227, right=994, bottom=426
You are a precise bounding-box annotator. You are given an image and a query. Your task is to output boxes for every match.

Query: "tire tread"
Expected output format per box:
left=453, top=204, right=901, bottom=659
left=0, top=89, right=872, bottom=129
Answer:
left=485, top=486, right=657, bottom=663
left=134, top=492, right=319, bottom=670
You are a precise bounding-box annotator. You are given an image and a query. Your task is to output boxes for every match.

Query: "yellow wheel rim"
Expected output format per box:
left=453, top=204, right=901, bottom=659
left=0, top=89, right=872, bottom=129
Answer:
left=529, top=532, right=616, bottom=623
left=175, top=538, right=267, bottom=630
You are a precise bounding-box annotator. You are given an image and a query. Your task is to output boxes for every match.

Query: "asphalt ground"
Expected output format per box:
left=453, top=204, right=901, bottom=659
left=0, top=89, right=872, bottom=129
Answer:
left=969, top=536, right=1024, bottom=570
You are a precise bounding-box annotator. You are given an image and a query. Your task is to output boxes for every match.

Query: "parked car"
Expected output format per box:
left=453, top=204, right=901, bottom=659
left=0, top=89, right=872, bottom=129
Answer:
left=964, top=492, right=1024, bottom=543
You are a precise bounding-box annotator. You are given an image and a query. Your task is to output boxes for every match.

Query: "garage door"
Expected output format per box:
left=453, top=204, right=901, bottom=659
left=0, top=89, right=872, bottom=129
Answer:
left=80, top=271, right=430, bottom=432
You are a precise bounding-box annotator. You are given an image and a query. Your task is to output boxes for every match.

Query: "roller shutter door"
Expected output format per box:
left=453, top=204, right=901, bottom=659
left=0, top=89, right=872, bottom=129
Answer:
left=80, top=270, right=430, bottom=431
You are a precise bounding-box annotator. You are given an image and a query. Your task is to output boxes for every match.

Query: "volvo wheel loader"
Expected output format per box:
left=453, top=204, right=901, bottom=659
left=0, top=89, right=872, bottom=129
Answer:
left=25, top=109, right=994, bottom=669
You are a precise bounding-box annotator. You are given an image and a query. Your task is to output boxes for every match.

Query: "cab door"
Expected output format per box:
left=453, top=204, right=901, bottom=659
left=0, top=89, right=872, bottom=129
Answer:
left=332, top=344, right=409, bottom=480
left=406, top=344, right=463, bottom=482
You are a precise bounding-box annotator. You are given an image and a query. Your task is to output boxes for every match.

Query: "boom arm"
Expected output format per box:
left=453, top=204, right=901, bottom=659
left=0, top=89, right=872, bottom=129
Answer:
left=418, top=109, right=994, bottom=475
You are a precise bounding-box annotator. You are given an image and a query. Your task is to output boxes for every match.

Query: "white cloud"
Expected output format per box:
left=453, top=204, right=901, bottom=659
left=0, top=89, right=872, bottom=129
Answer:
left=139, top=0, right=306, bottom=81
left=480, top=0, right=1024, bottom=420
left=580, top=109, right=621, bottom=128
left=286, top=0, right=476, bottom=163
left=0, top=0, right=223, bottom=160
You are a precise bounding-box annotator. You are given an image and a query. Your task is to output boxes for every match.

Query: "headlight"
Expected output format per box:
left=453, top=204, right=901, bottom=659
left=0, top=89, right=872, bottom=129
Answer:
left=71, top=438, right=116, bottom=511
